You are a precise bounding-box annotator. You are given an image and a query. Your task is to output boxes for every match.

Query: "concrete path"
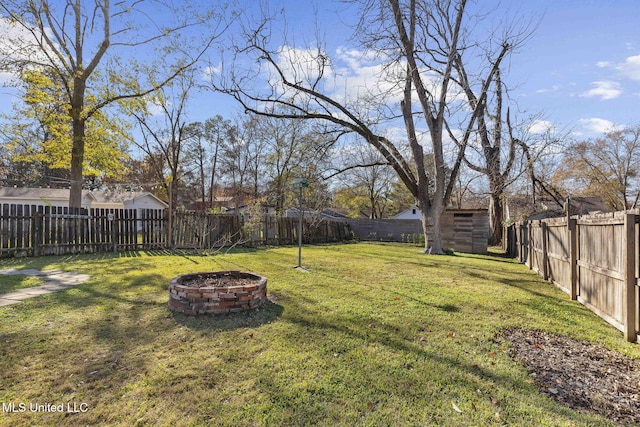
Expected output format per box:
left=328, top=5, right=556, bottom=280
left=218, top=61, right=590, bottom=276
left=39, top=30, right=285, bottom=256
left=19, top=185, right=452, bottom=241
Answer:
left=0, top=269, right=90, bottom=307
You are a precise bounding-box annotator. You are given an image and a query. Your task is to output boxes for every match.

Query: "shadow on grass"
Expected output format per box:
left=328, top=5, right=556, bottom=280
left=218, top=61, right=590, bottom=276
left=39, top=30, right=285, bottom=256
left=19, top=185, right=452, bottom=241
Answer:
left=276, top=296, right=582, bottom=424
left=44, top=272, right=168, bottom=309
left=388, top=288, right=461, bottom=312
left=460, top=265, right=603, bottom=330
left=172, top=300, right=284, bottom=332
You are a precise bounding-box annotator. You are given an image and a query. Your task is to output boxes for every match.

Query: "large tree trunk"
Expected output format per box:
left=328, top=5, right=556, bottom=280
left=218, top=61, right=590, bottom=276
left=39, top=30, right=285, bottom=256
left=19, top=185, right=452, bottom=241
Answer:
left=208, top=143, right=219, bottom=209
left=488, top=191, right=503, bottom=246
left=69, top=84, right=86, bottom=209
left=69, top=145, right=84, bottom=209
left=417, top=197, right=445, bottom=254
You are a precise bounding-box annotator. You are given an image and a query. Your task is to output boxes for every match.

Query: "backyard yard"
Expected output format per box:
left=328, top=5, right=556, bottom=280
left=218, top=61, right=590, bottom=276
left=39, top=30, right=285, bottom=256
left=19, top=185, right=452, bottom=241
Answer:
left=0, top=243, right=638, bottom=426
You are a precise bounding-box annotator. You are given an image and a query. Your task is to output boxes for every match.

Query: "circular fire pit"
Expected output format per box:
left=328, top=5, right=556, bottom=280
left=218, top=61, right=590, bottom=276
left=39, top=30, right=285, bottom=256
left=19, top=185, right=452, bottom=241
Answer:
left=168, top=271, right=267, bottom=315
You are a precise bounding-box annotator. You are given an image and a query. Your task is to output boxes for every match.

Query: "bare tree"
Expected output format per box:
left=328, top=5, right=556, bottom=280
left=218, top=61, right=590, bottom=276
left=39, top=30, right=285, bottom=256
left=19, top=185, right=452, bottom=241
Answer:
left=213, top=0, right=527, bottom=253
left=331, top=143, right=396, bottom=218
left=247, top=113, right=330, bottom=214
left=218, top=117, right=261, bottom=209
left=559, top=126, right=640, bottom=211
left=459, top=70, right=520, bottom=245
left=129, top=72, right=197, bottom=211
left=183, top=115, right=235, bottom=210
left=0, top=0, right=226, bottom=207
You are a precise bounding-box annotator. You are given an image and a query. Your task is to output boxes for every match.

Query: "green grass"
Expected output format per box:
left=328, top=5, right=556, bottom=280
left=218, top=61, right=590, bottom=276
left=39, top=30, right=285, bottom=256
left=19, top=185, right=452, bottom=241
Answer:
left=0, top=275, right=45, bottom=294
left=0, top=243, right=637, bottom=426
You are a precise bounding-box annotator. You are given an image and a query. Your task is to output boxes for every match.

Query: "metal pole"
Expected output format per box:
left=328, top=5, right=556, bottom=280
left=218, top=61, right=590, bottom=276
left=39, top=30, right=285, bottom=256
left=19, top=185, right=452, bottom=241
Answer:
left=167, top=180, right=173, bottom=248
left=297, top=186, right=303, bottom=268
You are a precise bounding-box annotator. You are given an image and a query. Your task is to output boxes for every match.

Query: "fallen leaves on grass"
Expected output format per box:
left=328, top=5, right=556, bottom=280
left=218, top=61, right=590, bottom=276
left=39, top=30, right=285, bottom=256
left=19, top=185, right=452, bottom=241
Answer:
left=502, top=328, right=640, bottom=425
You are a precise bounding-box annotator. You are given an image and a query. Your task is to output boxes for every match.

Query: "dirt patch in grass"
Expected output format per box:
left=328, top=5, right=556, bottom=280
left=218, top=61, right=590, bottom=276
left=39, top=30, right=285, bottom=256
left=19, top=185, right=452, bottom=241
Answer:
left=502, top=328, right=640, bottom=425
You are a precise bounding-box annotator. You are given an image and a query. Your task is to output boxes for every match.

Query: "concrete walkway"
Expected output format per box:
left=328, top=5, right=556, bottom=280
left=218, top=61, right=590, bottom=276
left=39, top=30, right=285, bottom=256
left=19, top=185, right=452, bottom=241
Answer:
left=0, top=269, right=90, bottom=307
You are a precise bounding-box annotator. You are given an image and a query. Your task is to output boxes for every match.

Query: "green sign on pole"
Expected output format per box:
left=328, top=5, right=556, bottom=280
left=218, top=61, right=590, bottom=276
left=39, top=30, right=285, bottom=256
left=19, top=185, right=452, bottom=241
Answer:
left=292, top=179, right=309, bottom=189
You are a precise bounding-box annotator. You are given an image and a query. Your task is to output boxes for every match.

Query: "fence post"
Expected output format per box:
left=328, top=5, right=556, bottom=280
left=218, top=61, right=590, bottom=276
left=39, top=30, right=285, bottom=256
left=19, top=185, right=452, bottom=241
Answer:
left=623, top=213, right=637, bottom=342
left=111, top=211, right=117, bottom=253
left=568, top=217, right=578, bottom=300
left=527, top=222, right=533, bottom=270
left=32, top=211, right=42, bottom=257
left=541, top=221, right=549, bottom=281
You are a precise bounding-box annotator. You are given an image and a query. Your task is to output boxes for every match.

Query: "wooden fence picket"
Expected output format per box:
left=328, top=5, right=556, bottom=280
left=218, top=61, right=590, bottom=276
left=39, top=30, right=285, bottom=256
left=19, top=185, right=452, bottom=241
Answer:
left=515, top=210, right=639, bottom=343
left=0, top=205, right=351, bottom=258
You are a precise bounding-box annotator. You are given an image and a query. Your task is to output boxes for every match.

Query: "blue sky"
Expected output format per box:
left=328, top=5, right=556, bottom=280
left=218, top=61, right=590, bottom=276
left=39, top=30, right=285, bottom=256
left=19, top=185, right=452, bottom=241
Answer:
left=506, top=0, right=640, bottom=136
left=190, top=0, right=640, bottom=140
left=2, top=0, right=640, bottom=140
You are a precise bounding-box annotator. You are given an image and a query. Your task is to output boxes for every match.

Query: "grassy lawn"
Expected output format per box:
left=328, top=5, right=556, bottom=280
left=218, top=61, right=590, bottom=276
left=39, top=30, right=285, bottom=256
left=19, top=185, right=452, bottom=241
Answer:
left=0, top=275, right=45, bottom=294
left=0, top=243, right=637, bottom=426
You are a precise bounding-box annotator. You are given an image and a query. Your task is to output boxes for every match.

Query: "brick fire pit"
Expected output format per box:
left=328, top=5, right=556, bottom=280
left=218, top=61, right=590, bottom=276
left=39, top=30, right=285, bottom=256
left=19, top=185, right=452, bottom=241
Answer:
left=168, top=271, right=267, bottom=315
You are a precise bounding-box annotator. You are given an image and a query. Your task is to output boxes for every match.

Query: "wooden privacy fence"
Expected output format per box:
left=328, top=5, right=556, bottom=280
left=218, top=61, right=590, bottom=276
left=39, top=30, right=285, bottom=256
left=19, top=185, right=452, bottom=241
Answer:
left=505, top=211, right=639, bottom=342
left=172, top=211, right=352, bottom=249
left=0, top=204, right=167, bottom=256
left=0, top=204, right=352, bottom=257
left=345, top=209, right=489, bottom=254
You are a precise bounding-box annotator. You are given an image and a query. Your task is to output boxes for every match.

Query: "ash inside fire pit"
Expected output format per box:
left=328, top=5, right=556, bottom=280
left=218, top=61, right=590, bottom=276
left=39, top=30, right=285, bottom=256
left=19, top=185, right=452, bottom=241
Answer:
left=181, top=275, right=258, bottom=288
left=168, top=271, right=267, bottom=315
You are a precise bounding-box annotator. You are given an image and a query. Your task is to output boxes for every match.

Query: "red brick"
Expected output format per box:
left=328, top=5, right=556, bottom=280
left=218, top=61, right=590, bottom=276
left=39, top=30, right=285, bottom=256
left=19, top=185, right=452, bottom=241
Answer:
left=201, top=292, right=219, bottom=299
left=219, top=300, right=236, bottom=308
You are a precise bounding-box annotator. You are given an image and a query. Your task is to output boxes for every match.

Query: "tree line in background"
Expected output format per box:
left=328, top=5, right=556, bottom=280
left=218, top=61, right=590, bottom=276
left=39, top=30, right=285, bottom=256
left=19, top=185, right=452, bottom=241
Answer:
left=1, top=0, right=639, bottom=251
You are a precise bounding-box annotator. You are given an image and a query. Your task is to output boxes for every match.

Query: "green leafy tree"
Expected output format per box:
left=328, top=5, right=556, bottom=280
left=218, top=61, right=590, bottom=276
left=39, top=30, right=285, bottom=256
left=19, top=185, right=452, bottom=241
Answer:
left=330, top=145, right=395, bottom=219
left=3, top=69, right=129, bottom=182
left=0, top=0, right=226, bottom=207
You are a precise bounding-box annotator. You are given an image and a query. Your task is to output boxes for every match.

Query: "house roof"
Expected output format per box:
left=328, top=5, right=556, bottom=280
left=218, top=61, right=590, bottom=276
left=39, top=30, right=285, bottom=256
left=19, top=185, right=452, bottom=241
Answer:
left=0, top=187, right=88, bottom=201
left=568, top=196, right=609, bottom=215
left=391, top=205, right=420, bottom=219
left=88, top=190, right=168, bottom=207
left=507, top=195, right=611, bottom=222
left=0, top=187, right=167, bottom=207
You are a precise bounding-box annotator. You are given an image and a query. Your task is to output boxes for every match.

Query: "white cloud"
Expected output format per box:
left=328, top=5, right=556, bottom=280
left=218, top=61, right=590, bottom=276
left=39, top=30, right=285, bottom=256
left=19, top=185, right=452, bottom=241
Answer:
left=535, top=84, right=561, bottom=94
left=0, top=70, right=14, bottom=86
left=596, top=61, right=611, bottom=68
left=265, top=46, right=336, bottom=104
left=528, top=120, right=554, bottom=134
left=0, top=17, right=47, bottom=60
left=580, top=80, right=622, bottom=100
left=202, top=63, right=222, bottom=78
left=617, top=55, right=640, bottom=80
left=276, top=46, right=330, bottom=83
left=0, top=17, right=59, bottom=83
left=264, top=44, right=472, bottom=131
left=578, top=118, right=624, bottom=134
left=331, top=47, right=404, bottom=104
